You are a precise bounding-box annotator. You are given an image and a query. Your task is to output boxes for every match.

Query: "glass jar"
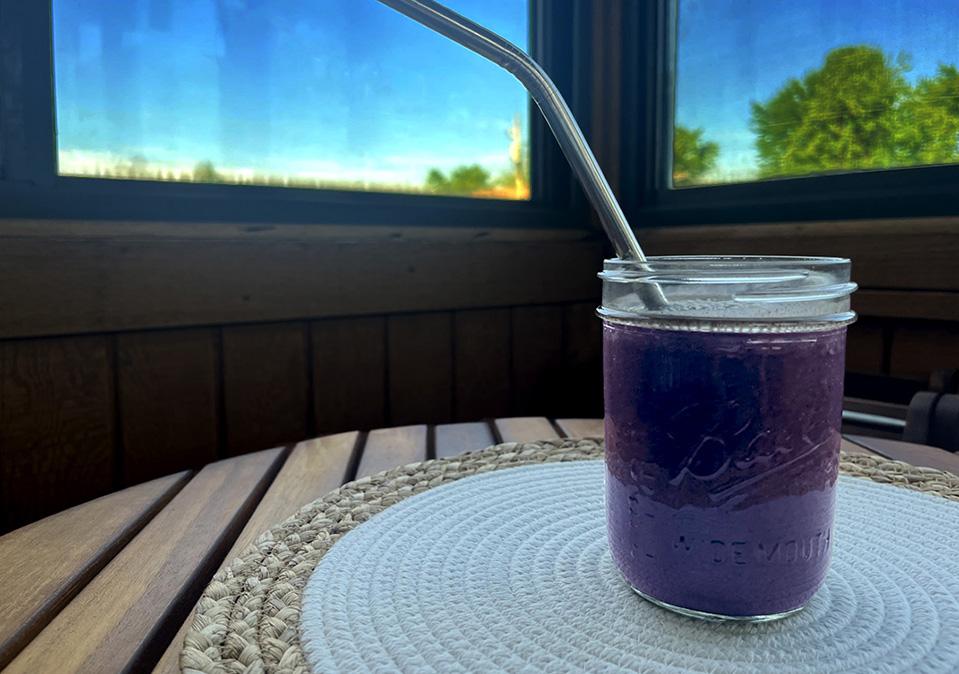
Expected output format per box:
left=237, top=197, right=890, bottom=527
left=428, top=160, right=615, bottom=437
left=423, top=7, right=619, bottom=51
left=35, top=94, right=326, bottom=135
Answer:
left=599, top=256, right=856, bottom=621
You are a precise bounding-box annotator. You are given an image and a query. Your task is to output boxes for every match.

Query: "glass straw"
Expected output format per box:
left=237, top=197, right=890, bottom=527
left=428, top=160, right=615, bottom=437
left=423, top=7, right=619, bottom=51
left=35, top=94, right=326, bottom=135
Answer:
left=374, top=0, right=659, bottom=272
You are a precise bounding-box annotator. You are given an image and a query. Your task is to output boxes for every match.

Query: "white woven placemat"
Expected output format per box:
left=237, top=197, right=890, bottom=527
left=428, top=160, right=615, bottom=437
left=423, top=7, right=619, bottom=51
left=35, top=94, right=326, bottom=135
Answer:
left=301, top=460, right=959, bottom=674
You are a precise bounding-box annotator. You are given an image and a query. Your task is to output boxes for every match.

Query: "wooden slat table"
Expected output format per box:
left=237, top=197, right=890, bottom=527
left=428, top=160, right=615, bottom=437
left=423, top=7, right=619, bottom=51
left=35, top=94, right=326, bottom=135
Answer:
left=0, top=417, right=955, bottom=673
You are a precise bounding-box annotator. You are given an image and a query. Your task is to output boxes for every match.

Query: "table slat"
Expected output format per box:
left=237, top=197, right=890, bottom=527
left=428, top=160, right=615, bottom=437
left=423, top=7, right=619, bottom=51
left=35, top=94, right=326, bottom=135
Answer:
left=555, top=418, right=604, bottom=439
left=434, top=422, right=495, bottom=458
left=0, top=471, right=190, bottom=669
left=845, top=434, right=959, bottom=475
left=153, top=433, right=358, bottom=673
left=495, top=417, right=561, bottom=443
left=840, top=437, right=880, bottom=456
left=5, top=448, right=285, bottom=674
left=355, top=425, right=428, bottom=479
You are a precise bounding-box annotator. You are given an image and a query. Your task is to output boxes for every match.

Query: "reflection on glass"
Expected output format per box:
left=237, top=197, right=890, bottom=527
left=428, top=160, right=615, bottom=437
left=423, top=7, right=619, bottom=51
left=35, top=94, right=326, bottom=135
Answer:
left=674, top=0, right=959, bottom=187
left=52, top=0, right=530, bottom=200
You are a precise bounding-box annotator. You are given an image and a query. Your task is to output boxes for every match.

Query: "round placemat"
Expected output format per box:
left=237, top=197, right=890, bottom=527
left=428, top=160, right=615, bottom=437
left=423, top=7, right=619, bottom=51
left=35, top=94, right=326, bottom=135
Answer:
left=180, top=439, right=959, bottom=673
left=301, top=461, right=959, bottom=673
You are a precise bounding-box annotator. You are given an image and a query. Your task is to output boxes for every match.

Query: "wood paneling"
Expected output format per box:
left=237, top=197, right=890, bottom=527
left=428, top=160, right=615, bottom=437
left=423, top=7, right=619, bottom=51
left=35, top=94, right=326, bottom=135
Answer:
left=0, top=228, right=603, bottom=339
left=854, top=289, right=959, bottom=322
left=312, top=317, right=387, bottom=434
left=889, top=322, right=959, bottom=380
left=3, top=218, right=956, bottom=337
left=453, top=309, right=511, bottom=421
left=0, top=472, right=189, bottom=669
left=511, top=306, right=564, bottom=415
left=5, top=448, right=284, bottom=674
left=562, top=302, right=603, bottom=417
left=0, top=336, right=115, bottom=531
left=846, top=318, right=886, bottom=374
left=118, top=330, right=219, bottom=484
left=2, top=216, right=955, bottom=533
left=222, top=322, right=308, bottom=455
left=0, top=220, right=599, bottom=243
left=388, top=313, right=453, bottom=426
left=15, top=292, right=959, bottom=536
left=355, top=426, right=428, bottom=480
left=637, top=218, right=959, bottom=293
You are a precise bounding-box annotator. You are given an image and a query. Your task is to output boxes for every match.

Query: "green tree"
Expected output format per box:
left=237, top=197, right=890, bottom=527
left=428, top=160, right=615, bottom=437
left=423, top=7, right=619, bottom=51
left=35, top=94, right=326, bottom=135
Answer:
left=750, top=46, right=909, bottom=177
left=425, top=168, right=449, bottom=193
left=193, top=160, right=222, bottom=183
left=895, top=64, right=959, bottom=165
left=672, top=126, right=719, bottom=186
left=424, top=164, right=492, bottom=195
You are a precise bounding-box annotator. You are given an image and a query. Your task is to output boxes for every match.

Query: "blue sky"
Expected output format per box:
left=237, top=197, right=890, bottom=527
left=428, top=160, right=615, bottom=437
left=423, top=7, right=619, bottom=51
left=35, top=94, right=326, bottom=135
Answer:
left=54, top=0, right=959, bottom=186
left=52, top=0, right=528, bottom=185
left=677, top=0, right=959, bottom=180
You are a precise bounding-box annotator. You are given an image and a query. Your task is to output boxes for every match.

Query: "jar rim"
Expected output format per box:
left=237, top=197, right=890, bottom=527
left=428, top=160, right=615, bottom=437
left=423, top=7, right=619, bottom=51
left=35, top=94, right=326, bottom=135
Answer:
left=599, top=255, right=856, bottom=330
left=601, top=255, right=850, bottom=272
left=605, top=255, right=849, bottom=262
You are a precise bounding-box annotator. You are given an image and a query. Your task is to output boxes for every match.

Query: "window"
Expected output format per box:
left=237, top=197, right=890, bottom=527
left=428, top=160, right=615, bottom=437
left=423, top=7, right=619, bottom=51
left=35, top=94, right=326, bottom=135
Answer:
left=52, top=0, right=530, bottom=200
left=0, top=1, right=583, bottom=226
left=622, top=1, right=959, bottom=225
left=673, top=0, right=959, bottom=188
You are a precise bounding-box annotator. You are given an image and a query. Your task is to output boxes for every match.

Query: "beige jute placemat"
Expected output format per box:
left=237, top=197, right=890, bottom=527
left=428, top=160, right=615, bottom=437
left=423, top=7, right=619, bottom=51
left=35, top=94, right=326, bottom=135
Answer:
left=178, top=438, right=959, bottom=673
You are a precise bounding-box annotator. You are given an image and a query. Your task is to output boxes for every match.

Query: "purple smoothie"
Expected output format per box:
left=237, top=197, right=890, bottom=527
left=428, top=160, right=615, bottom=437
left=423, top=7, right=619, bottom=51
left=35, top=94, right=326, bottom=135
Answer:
left=604, top=321, right=846, bottom=618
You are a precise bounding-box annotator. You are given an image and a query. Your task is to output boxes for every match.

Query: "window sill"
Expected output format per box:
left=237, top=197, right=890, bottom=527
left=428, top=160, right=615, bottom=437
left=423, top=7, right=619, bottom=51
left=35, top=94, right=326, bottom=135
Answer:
left=0, top=218, right=605, bottom=339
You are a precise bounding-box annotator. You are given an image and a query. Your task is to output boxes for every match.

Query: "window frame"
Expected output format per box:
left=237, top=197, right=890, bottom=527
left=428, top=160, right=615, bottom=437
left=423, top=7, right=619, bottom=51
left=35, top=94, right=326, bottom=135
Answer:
left=621, top=0, right=959, bottom=228
left=0, top=0, right=588, bottom=228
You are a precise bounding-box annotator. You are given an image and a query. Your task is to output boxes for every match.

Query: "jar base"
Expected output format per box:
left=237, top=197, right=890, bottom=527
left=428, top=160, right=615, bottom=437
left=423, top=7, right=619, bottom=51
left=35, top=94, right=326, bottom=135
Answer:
left=630, top=585, right=806, bottom=623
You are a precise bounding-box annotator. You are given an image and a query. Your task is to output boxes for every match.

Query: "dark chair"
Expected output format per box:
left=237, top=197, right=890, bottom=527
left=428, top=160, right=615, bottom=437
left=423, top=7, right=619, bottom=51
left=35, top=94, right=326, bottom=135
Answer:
left=904, top=391, right=959, bottom=453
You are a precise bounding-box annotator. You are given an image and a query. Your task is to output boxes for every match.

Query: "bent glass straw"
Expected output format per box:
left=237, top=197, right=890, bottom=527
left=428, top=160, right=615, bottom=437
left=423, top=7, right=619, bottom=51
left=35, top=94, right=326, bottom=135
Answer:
left=375, top=0, right=664, bottom=294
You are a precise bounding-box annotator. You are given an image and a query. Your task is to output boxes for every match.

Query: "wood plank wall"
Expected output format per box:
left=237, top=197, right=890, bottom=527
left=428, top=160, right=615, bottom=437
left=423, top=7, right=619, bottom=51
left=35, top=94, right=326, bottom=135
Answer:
left=0, top=302, right=603, bottom=531
left=3, top=265, right=958, bottom=532
left=3, top=217, right=958, bottom=531
left=848, top=317, right=959, bottom=380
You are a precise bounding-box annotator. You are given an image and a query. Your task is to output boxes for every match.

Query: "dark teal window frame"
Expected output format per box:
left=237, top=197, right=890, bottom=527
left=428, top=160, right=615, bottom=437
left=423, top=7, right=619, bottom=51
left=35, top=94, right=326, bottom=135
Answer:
left=0, top=0, right=591, bottom=228
left=621, top=0, right=959, bottom=227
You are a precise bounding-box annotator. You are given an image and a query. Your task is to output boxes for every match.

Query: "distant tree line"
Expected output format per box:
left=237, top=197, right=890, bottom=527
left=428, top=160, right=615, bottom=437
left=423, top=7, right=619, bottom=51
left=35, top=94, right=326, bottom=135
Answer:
left=425, top=164, right=492, bottom=195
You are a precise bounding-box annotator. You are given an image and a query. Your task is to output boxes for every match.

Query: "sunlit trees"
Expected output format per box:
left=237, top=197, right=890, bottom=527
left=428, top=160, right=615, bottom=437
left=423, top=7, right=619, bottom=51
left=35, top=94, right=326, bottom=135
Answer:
left=751, top=46, right=959, bottom=178
left=192, top=160, right=222, bottom=183
left=895, top=64, right=959, bottom=165
left=672, top=126, right=720, bottom=186
left=425, top=164, right=492, bottom=195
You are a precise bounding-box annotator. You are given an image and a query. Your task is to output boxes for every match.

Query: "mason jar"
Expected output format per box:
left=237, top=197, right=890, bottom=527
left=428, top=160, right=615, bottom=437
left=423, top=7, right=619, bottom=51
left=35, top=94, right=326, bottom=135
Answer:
left=599, top=256, right=857, bottom=621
